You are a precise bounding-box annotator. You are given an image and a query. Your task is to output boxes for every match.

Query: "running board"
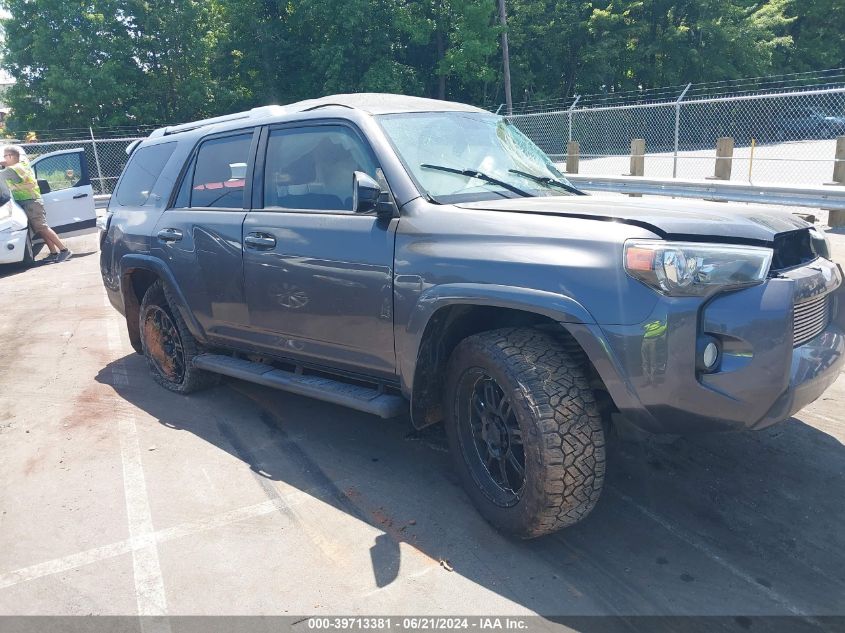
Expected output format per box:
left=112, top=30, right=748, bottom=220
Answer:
left=193, top=354, right=406, bottom=419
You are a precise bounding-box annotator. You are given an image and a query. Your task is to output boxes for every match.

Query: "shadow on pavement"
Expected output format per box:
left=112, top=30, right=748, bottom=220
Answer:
left=0, top=250, right=99, bottom=279
left=96, top=353, right=845, bottom=628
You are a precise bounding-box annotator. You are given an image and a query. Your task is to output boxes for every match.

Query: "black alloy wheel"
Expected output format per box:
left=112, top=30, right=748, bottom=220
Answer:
left=139, top=280, right=218, bottom=394
left=142, top=304, right=186, bottom=385
left=458, top=370, right=526, bottom=506
left=444, top=327, right=606, bottom=538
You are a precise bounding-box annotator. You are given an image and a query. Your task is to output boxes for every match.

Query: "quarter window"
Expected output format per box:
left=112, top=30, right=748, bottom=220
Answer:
left=113, top=142, right=176, bottom=207
left=190, top=133, right=253, bottom=208
left=263, top=126, right=378, bottom=211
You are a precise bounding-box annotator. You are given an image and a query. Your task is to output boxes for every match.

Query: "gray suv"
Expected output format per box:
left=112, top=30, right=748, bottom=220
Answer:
left=100, top=94, right=844, bottom=538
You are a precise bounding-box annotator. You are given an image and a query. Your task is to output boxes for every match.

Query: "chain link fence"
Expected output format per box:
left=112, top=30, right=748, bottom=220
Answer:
left=508, top=82, right=845, bottom=186
left=7, top=72, right=845, bottom=194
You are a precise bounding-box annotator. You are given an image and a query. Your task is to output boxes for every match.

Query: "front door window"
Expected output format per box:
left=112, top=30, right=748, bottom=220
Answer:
left=263, top=126, right=378, bottom=211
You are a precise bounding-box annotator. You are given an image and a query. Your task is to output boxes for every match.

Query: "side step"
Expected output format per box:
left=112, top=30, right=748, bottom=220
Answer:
left=193, top=354, right=407, bottom=419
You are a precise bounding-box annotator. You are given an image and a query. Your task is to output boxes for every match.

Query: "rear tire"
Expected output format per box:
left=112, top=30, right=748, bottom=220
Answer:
left=139, top=280, right=218, bottom=394
left=444, top=327, right=606, bottom=538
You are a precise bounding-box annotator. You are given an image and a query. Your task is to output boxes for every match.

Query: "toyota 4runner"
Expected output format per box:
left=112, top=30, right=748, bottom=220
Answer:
left=100, top=94, right=845, bottom=538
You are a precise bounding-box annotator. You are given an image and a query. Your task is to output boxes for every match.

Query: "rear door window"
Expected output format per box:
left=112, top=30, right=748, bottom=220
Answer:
left=190, top=133, right=253, bottom=208
left=113, top=142, right=176, bottom=206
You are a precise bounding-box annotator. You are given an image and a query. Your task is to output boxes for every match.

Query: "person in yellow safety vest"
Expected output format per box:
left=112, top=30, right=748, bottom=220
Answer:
left=0, top=145, right=72, bottom=263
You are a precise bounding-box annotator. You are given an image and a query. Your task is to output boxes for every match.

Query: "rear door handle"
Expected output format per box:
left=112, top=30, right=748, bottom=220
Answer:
left=73, top=193, right=89, bottom=199
left=157, top=228, right=183, bottom=243
left=244, top=233, right=276, bottom=250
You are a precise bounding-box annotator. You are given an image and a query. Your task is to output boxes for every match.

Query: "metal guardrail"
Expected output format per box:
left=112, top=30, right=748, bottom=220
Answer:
left=564, top=174, right=845, bottom=211
left=95, top=178, right=845, bottom=213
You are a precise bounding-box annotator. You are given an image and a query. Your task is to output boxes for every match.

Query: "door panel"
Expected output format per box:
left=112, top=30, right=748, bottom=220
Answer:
left=242, top=123, right=396, bottom=376
left=242, top=211, right=396, bottom=375
left=152, top=130, right=257, bottom=344
left=152, top=209, right=249, bottom=339
left=32, top=149, right=96, bottom=235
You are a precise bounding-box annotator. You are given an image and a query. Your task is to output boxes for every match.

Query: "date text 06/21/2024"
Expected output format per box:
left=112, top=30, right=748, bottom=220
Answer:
left=306, top=617, right=529, bottom=630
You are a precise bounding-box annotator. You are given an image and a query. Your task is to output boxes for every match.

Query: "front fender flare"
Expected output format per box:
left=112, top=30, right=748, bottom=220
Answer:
left=399, top=283, right=647, bottom=430
left=398, top=284, right=596, bottom=427
left=401, top=283, right=597, bottom=385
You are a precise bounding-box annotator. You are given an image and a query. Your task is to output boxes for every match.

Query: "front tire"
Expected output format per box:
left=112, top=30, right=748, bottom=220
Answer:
left=444, top=327, right=606, bottom=538
left=139, top=280, right=218, bottom=394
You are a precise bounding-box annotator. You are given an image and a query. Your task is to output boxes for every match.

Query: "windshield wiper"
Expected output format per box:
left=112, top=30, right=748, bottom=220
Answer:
left=508, top=169, right=585, bottom=195
left=420, top=164, right=532, bottom=198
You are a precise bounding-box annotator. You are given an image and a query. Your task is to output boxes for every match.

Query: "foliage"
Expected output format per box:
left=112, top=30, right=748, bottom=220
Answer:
left=0, top=0, right=840, bottom=130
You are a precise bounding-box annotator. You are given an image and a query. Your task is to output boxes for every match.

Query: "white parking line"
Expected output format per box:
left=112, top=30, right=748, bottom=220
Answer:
left=0, top=541, right=133, bottom=591
left=106, top=318, right=168, bottom=619
left=0, top=488, right=333, bottom=593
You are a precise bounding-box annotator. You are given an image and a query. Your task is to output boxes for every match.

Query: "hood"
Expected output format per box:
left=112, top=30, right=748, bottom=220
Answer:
left=455, top=194, right=810, bottom=244
left=0, top=200, right=27, bottom=233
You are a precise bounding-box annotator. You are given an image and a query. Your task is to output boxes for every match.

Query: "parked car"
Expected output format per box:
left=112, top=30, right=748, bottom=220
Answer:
left=100, top=95, right=844, bottom=538
left=773, top=107, right=845, bottom=141
left=0, top=148, right=97, bottom=266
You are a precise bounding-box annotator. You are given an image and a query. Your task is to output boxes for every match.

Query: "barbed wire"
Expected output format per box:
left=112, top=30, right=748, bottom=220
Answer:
left=0, top=123, right=166, bottom=143
left=501, top=67, right=845, bottom=114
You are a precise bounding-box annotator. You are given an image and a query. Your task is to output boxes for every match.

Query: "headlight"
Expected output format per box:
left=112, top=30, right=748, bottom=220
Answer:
left=808, top=226, right=832, bottom=260
left=624, top=240, right=773, bottom=297
left=0, top=218, right=26, bottom=233
left=0, top=203, right=26, bottom=232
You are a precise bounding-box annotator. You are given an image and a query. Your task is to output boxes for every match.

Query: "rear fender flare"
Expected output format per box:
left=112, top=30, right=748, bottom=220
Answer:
left=119, top=254, right=206, bottom=352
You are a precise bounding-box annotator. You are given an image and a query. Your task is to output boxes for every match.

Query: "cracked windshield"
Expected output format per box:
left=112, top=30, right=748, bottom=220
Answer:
left=379, top=112, right=580, bottom=203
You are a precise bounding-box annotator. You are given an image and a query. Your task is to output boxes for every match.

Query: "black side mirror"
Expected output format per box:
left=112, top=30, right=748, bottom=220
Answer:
left=353, top=171, right=381, bottom=214
left=37, top=179, right=51, bottom=195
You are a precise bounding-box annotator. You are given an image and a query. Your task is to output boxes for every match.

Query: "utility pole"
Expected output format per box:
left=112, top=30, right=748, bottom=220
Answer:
left=497, top=0, right=513, bottom=115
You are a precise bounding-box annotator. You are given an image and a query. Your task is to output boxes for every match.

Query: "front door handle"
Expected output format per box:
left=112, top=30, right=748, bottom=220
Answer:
left=244, top=233, right=276, bottom=250
left=73, top=193, right=89, bottom=199
left=157, top=228, right=183, bottom=243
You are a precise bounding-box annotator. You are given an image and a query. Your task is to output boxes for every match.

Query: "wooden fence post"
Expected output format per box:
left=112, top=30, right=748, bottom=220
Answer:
left=628, top=138, right=645, bottom=177
left=627, top=138, right=645, bottom=197
left=565, top=141, right=580, bottom=174
left=828, top=136, right=845, bottom=227
left=711, top=137, right=734, bottom=181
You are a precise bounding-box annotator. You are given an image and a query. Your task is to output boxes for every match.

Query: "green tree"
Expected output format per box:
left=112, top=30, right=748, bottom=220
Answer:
left=581, top=0, right=794, bottom=92
left=508, top=0, right=594, bottom=101
left=1, top=0, right=144, bottom=129
left=0, top=0, right=833, bottom=130
left=505, top=0, right=795, bottom=103
left=778, top=0, right=845, bottom=72
left=121, top=0, right=225, bottom=122
left=207, top=0, right=301, bottom=109
left=419, top=0, right=500, bottom=101
left=283, top=0, right=428, bottom=97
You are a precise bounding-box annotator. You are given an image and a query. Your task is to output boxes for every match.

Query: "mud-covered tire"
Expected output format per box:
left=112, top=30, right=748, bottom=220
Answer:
left=139, top=280, right=218, bottom=394
left=444, top=327, right=606, bottom=538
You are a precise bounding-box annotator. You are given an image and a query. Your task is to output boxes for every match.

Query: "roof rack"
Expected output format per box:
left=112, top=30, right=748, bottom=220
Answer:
left=148, top=105, right=286, bottom=138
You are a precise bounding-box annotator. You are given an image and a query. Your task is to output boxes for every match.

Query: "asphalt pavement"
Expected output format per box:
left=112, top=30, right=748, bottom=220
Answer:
left=0, top=231, right=843, bottom=627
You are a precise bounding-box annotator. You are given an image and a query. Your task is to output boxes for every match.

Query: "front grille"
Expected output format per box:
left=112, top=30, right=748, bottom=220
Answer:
left=793, top=294, right=832, bottom=347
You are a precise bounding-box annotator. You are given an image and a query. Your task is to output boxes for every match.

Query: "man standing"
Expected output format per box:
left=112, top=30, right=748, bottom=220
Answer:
left=0, top=145, right=71, bottom=263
